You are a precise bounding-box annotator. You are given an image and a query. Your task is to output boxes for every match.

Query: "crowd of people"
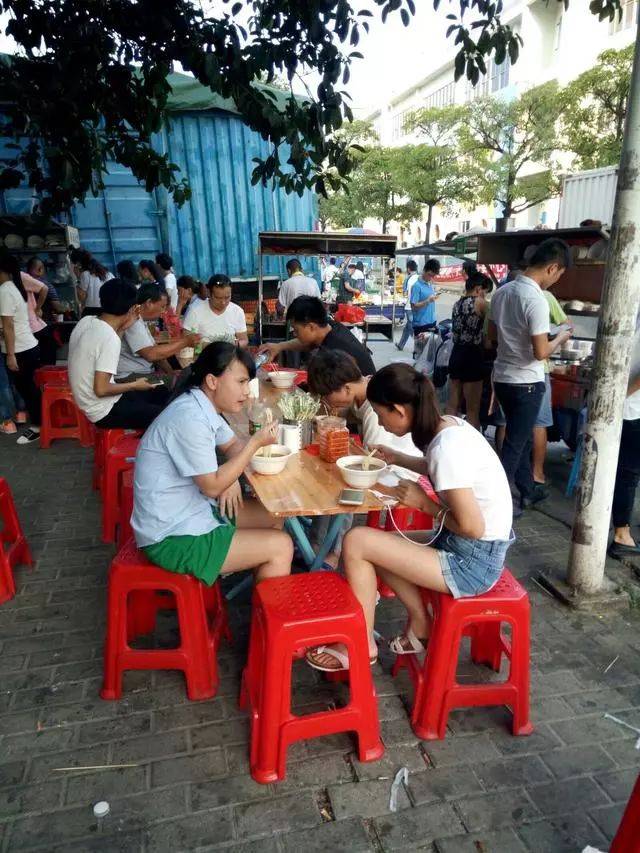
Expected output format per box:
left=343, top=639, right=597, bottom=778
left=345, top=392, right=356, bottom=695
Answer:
left=2, top=237, right=637, bottom=672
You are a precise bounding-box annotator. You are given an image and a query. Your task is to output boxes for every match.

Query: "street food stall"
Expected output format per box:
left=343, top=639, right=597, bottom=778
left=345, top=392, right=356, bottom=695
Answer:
left=477, top=226, right=608, bottom=449
left=257, top=231, right=397, bottom=343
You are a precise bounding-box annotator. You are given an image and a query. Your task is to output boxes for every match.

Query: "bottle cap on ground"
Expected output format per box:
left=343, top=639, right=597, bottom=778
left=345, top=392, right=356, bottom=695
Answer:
left=93, top=801, right=110, bottom=818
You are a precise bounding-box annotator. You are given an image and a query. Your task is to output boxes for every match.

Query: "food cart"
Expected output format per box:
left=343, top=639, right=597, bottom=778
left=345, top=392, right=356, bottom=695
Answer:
left=477, top=226, right=607, bottom=449
left=256, top=231, right=397, bottom=343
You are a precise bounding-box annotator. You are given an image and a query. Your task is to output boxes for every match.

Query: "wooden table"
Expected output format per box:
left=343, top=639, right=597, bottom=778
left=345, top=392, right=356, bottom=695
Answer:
left=364, top=315, right=393, bottom=344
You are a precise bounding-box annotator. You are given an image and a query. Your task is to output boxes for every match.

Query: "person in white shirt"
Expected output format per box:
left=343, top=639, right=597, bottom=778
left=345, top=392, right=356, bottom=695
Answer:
left=306, top=363, right=513, bottom=672
left=322, top=257, right=338, bottom=292
left=75, top=250, right=114, bottom=316
left=156, top=253, right=178, bottom=311
left=488, top=239, right=572, bottom=514
left=396, top=259, right=419, bottom=351
left=184, top=274, right=248, bottom=347
left=277, top=259, right=320, bottom=312
left=69, top=279, right=168, bottom=430
left=117, top=282, right=199, bottom=378
left=609, top=313, right=640, bottom=558
left=0, top=253, right=42, bottom=444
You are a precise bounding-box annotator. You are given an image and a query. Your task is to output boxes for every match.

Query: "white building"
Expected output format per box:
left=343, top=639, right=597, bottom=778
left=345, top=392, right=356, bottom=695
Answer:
left=366, top=0, right=637, bottom=244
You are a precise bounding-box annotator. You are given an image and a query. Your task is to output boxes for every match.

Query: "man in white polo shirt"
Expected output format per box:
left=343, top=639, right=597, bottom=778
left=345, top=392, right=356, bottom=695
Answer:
left=277, top=259, right=320, bottom=312
left=489, top=239, right=573, bottom=513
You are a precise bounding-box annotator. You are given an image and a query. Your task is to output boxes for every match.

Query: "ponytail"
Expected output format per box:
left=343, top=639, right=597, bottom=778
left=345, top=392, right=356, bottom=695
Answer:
left=366, top=363, right=441, bottom=451
left=0, top=252, right=27, bottom=301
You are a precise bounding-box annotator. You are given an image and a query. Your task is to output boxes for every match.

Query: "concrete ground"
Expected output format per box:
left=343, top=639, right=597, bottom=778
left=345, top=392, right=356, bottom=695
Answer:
left=1, top=330, right=640, bottom=852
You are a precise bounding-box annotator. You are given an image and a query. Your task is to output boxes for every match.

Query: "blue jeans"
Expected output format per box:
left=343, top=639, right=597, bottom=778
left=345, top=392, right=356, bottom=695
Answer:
left=494, top=381, right=545, bottom=501
left=0, top=356, right=15, bottom=421
left=397, top=311, right=413, bottom=350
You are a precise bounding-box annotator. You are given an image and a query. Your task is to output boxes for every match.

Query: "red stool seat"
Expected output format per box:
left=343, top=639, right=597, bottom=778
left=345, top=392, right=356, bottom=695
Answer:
left=367, top=507, right=434, bottom=598
left=392, top=569, right=533, bottom=740
left=0, top=478, right=34, bottom=605
left=102, top=435, right=140, bottom=544
left=239, top=572, right=384, bottom=783
left=101, top=540, right=229, bottom=701
left=611, top=771, right=640, bottom=852
left=40, top=384, right=94, bottom=448
left=34, top=365, right=68, bottom=388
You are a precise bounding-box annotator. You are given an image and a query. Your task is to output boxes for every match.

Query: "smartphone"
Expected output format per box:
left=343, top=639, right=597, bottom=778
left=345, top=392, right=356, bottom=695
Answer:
left=146, top=376, right=165, bottom=387
left=339, top=489, right=365, bottom=506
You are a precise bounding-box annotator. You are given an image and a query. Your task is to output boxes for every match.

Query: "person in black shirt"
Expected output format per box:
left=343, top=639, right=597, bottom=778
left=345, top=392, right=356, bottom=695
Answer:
left=336, top=262, right=358, bottom=305
left=258, top=296, right=375, bottom=375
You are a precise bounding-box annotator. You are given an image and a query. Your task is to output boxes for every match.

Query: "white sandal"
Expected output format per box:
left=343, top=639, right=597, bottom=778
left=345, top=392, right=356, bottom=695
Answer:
left=389, top=628, right=428, bottom=655
left=305, top=645, right=378, bottom=673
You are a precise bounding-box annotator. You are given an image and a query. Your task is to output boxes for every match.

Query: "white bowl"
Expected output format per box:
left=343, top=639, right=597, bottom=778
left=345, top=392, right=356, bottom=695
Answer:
left=269, top=371, right=297, bottom=389
left=250, top=445, right=293, bottom=475
left=336, top=455, right=387, bottom=488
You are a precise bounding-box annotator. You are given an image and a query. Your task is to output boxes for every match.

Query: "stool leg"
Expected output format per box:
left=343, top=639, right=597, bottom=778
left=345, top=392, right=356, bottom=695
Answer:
left=176, top=582, right=218, bottom=701
left=509, top=610, right=534, bottom=736
left=611, top=772, right=640, bottom=853
left=101, top=579, right=128, bottom=700
left=470, top=623, right=503, bottom=672
left=0, top=549, right=16, bottom=604
left=252, top=629, right=290, bottom=783
left=345, top=633, right=384, bottom=763
left=412, top=614, right=460, bottom=740
left=39, top=395, right=52, bottom=449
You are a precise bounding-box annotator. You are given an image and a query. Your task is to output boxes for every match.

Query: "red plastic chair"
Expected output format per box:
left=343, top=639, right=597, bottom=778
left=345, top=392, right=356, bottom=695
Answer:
left=239, top=572, right=384, bottom=783
left=0, top=478, right=34, bottom=605
left=93, top=429, right=127, bottom=493
left=611, top=772, right=640, bottom=852
left=101, top=540, right=229, bottom=701
left=117, top=470, right=134, bottom=550
left=392, top=569, right=533, bottom=741
left=34, top=366, right=68, bottom=388
left=102, top=435, right=140, bottom=544
left=367, top=507, right=435, bottom=598
left=40, top=384, right=94, bottom=448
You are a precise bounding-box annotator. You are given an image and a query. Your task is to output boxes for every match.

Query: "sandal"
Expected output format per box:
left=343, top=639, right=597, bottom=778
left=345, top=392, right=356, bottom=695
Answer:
left=305, top=645, right=378, bottom=673
left=389, top=628, right=429, bottom=655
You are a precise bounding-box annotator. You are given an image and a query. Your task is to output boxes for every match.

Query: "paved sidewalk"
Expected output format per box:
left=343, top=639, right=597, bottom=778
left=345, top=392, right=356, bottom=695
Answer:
left=1, top=436, right=639, bottom=852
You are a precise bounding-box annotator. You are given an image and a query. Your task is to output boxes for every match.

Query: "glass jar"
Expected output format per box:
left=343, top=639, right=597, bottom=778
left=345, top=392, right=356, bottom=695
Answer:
left=318, top=416, right=350, bottom=463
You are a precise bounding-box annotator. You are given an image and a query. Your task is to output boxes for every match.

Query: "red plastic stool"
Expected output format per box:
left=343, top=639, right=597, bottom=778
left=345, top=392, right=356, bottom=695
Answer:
left=239, top=572, right=384, bottom=783
left=0, top=478, right=34, bottom=604
left=392, top=569, right=533, bottom=741
left=101, top=540, right=227, bottom=701
left=93, top=429, right=140, bottom=494
left=34, top=365, right=68, bottom=387
left=367, top=507, right=435, bottom=598
left=611, top=771, right=640, bottom=852
left=40, top=384, right=94, bottom=448
left=102, top=435, right=140, bottom=544
left=118, top=470, right=134, bottom=550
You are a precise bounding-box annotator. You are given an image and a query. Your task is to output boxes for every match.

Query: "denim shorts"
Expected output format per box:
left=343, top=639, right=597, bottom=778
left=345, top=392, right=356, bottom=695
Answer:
left=433, top=530, right=514, bottom=598
left=534, top=374, right=553, bottom=428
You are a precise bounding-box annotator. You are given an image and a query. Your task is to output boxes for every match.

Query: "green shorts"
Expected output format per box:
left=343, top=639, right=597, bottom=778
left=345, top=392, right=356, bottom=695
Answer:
left=143, top=512, right=236, bottom=586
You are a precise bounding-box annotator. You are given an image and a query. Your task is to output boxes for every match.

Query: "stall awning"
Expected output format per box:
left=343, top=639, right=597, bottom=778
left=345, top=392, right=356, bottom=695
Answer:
left=258, top=231, right=397, bottom=258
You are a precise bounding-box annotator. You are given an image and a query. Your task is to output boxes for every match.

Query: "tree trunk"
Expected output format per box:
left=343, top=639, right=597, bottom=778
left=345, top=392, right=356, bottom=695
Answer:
left=567, top=33, right=640, bottom=594
left=425, top=205, right=433, bottom=244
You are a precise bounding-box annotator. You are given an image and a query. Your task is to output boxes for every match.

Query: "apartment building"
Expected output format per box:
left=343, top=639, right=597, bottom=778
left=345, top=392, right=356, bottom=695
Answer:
left=366, top=0, right=637, bottom=244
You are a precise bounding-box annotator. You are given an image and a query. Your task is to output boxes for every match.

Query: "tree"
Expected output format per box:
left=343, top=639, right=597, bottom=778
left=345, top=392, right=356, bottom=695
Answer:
left=560, top=45, right=634, bottom=170
left=458, top=82, right=563, bottom=232
left=318, top=146, right=421, bottom=234
left=398, top=105, right=478, bottom=242
left=0, top=0, right=620, bottom=214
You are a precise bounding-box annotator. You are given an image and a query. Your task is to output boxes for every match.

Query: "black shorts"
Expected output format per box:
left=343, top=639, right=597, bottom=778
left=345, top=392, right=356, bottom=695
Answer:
left=448, top=343, right=485, bottom=383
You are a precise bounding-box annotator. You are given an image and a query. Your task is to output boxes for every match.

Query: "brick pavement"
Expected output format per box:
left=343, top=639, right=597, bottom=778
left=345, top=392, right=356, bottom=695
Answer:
left=1, top=438, right=640, bottom=852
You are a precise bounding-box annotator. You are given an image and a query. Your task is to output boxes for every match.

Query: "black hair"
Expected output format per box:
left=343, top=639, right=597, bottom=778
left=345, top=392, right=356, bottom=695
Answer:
left=347, top=262, right=356, bottom=269
left=117, top=259, right=138, bottom=283
left=155, top=253, right=173, bottom=270
left=367, top=363, right=441, bottom=451
left=462, top=260, right=477, bottom=278
left=329, top=257, right=336, bottom=264
left=0, top=252, right=27, bottom=301
left=424, top=259, right=441, bottom=275
left=207, top=273, right=232, bottom=290
left=26, top=256, right=44, bottom=275
left=139, top=259, right=165, bottom=286
left=99, top=278, right=137, bottom=315
left=177, top=274, right=202, bottom=296
left=185, top=341, right=256, bottom=390
left=69, top=247, right=85, bottom=265
left=136, top=282, right=164, bottom=305
left=527, top=239, right=572, bottom=271
left=406, top=260, right=418, bottom=272
left=286, top=259, right=301, bottom=274
left=356, top=261, right=364, bottom=271
left=465, top=271, right=493, bottom=295
left=307, top=350, right=362, bottom=397
left=76, top=249, right=109, bottom=281
left=286, top=295, right=328, bottom=326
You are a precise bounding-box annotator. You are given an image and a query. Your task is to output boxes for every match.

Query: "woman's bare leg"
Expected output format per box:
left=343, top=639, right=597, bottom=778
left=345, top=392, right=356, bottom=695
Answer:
left=446, top=379, right=462, bottom=416
left=220, top=499, right=292, bottom=581
left=234, top=499, right=284, bottom=529
left=463, top=380, right=483, bottom=430
left=376, top=565, right=433, bottom=639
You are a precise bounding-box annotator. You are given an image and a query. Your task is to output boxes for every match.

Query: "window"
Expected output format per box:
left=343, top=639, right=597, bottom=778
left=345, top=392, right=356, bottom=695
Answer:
left=610, top=0, right=638, bottom=32
left=466, top=57, right=510, bottom=101
left=392, top=109, right=412, bottom=140
left=424, top=82, right=456, bottom=109
left=459, top=220, right=471, bottom=233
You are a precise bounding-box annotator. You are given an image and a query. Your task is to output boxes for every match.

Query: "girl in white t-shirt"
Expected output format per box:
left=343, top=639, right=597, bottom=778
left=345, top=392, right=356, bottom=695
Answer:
left=306, top=362, right=513, bottom=673
left=0, top=254, right=42, bottom=444
left=76, top=251, right=114, bottom=315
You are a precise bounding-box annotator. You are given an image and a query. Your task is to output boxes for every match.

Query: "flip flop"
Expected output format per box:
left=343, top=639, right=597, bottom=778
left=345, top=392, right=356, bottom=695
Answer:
left=305, top=645, right=378, bottom=673
left=389, top=628, right=429, bottom=655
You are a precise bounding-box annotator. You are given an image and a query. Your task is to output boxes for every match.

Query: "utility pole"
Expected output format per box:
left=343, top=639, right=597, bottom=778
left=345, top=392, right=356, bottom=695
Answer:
left=567, top=25, right=640, bottom=594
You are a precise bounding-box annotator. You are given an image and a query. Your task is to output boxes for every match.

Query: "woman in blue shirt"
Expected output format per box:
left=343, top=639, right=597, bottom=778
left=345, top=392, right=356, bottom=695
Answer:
left=132, top=342, right=293, bottom=586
